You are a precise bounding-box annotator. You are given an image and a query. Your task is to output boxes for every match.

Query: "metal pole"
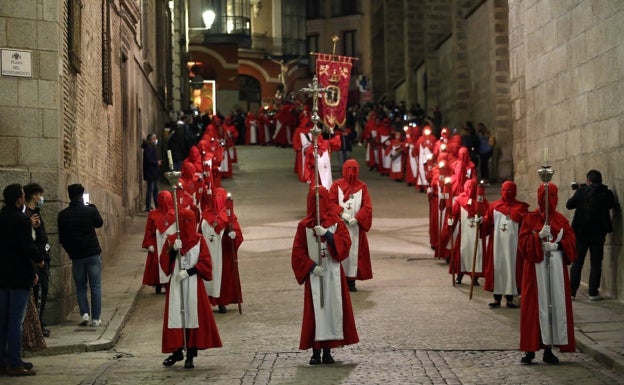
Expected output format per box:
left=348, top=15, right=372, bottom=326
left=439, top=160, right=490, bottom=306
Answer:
left=299, top=76, right=330, bottom=309
left=538, top=155, right=555, bottom=349
left=165, top=151, right=186, bottom=353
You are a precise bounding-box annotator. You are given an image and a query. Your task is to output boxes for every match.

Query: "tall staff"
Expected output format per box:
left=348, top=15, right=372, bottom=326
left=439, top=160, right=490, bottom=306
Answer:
left=299, top=76, right=330, bottom=308
left=443, top=177, right=455, bottom=286
left=226, top=193, right=243, bottom=314
left=165, top=150, right=186, bottom=353
left=469, top=182, right=486, bottom=300
left=537, top=147, right=555, bottom=348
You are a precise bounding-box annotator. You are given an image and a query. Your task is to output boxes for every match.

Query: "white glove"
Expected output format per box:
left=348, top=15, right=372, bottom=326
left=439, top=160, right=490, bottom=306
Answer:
left=178, top=269, right=189, bottom=281
left=228, top=231, right=236, bottom=239
left=541, top=242, right=558, bottom=252
left=348, top=218, right=358, bottom=227
left=147, top=245, right=155, bottom=253
left=474, top=216, right=483, bottom=224
left=341, top=212, right=352, bottom=222
left=314, top=225, right=328, bottom=236
left=427, top=187, right=433, bottom=194
left=538, top=225, right=551, bottom=239
left=312, top=265, right=326, bottom=277
left=173, top=239, right=182, bottom=251
left=447, top=218, right=454, bottom=226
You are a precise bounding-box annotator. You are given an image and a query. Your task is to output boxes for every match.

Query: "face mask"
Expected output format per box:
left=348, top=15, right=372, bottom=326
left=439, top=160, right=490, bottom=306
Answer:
left=154, top=139, right=158, bottom=145
left=38, top=196, right=44, bottom=207
left=22, top=204, right=26, bottom=213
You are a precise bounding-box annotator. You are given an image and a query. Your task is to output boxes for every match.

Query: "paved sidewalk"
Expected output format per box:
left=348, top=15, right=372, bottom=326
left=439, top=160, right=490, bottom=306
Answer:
left=26, top=196, right=624, bottom=379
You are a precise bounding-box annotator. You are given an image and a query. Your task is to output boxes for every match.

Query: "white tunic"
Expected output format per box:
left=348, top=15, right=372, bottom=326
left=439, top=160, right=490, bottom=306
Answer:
left=306, top=225, right=344, bottom=341
left=200, top=219, right=224, bottom=298
left=167, top=242, right=200, bottom=329
left=492, top=210, right=519, bottom=295
left=459, top=206, right=484, bottom=273
left=337, top=189, right=362, bottom=278
left=156, top=224, right=176, bottom=284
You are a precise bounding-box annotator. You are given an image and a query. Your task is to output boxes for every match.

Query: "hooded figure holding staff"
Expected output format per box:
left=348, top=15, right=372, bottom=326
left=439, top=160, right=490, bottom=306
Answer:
left=291, top=186, right=358, bottom=365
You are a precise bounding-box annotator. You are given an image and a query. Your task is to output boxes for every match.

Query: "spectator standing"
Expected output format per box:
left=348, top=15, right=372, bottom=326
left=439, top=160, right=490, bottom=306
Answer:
left=461, top=121, right=480, bottom=169
left=476, top=123, right=494, bottom=181
left=23, top=183, right=51, bottom=337
left=0, top=183, right=42, bottom=376
left=566, top=170, right=615, bottom=301
left=58, top=184, right=104, bottom=327
left=142, top=133, right=162, bottom=212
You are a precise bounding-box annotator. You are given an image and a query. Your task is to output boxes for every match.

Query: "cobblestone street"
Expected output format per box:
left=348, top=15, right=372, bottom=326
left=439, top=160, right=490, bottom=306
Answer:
left=15, top=146, right=624, bottom=385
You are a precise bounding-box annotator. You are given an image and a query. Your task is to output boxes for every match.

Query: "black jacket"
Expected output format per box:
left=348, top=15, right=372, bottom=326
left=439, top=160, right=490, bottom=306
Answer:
left=25, top=206, right=50, bottom=263
left=0, top=205, right=42, bottom=289
left=142, top=140, right=160, bottom=181
left=566, top=183, right=614, bottom=236
left=58, top=202, right=104, bottom=260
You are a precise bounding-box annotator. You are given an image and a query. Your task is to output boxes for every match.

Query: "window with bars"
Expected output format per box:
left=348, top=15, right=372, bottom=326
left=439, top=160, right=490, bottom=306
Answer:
left=68, top=0, right=83, bottom=73
left=102, top=0, right=113, bottom=105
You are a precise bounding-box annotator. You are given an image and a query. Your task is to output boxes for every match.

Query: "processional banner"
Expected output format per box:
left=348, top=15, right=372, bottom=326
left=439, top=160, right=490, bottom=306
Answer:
left=314, top=53, right=355, bottom=128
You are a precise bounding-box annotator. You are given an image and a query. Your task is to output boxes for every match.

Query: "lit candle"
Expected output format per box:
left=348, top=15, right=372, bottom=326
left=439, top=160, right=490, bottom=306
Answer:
left=543, top=147, right=548, bottom=165
left=167, top=150, right=174, bottom=170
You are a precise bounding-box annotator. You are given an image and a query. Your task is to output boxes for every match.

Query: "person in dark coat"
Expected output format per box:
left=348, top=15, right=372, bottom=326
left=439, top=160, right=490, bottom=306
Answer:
left=142, top=133, right=162, bottom=212
left=566, top=169, right=615, bottom=301
left=0, top=183, right=42, bottom=376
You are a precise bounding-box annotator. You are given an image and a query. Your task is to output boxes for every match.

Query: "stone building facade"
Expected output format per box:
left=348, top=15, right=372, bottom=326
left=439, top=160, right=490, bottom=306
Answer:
left=0, top=0, right=175, bottom=324
left=377, top=0, right=622, bottom=299
left=509, top=0, right=623, bottom=299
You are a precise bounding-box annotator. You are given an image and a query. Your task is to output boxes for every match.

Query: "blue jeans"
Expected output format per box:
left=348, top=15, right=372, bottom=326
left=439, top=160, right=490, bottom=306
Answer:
left=72, top=255, right=102, bottom=320
left=145, top=179, right=159, bottom=210
left=0, top=288, right=30, bottom=367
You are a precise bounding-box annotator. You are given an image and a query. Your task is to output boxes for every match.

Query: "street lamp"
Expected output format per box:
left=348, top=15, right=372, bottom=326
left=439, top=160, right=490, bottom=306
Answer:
left=202, top=10, right=215, bottom=29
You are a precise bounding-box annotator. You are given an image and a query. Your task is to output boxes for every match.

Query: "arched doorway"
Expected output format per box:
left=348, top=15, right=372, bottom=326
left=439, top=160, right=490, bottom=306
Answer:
left=239, top=75, right=261, bottom=112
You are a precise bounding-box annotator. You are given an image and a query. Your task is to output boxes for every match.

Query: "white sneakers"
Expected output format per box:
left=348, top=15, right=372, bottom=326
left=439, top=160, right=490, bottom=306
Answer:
left=589, top=295, right=603, bottom=302
left=80, top=313, right=102, bottom=327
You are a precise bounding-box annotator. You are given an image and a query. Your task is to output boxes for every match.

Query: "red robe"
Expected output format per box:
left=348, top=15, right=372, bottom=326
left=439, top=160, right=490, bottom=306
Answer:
left=200, top=188, right=244, bottom=307
left=291, top=187, right=358, bottom=350
left=142, top=191, right=175, bottom=286
left=161, top=232, right=222, bottom=353
left=481, top=194, right=529, bottom=293
left=518, top=184, right=576, bottom=353
left=329, top=160, right=373, bottom=280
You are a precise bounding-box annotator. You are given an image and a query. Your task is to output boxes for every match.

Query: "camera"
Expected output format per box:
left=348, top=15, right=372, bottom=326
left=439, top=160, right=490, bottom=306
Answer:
left=33, top=206, right=41, bottom=215
left=83, top=193, right=90, bottom=205
left=571, top=182, right=587, bottom=190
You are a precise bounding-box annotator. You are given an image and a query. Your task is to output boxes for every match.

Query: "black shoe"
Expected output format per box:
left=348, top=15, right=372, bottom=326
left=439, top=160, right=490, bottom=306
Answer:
left=184, top=358, right=194, bottom=369
left=163, top=351, right=184, bottom=367
left=455, top=276, right=463, bottom=285
left=322, top=352, right=335, bottom=364
left=520, top=351, right=535, bottom=365
left=42, top=328, right=51, bottom=337
left=218, top=305, right=227, bottom=313
left=488, top=302, right=501, bottom=308
left=309, top=354, right=321, bottom=365
left=472, top=278, right=480, bottom=286
left=155, top=285, right=162, bottom=294
left=543, top=349, right=559, bottom=364
left=348, top=280, right=357, bottom=292
left=506, top=302, right=518, bottom=309
left=21, top=362, right=33, bottom=370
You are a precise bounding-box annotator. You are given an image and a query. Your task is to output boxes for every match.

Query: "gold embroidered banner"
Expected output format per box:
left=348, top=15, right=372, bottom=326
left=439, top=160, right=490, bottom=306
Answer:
left=315, top=53, right=355, bottom=128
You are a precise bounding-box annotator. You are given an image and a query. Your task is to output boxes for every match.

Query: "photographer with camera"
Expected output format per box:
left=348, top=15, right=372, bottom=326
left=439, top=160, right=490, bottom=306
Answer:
left=566, top=170, right=615, bottom=301
left=58, top=184, right=104, bottom=326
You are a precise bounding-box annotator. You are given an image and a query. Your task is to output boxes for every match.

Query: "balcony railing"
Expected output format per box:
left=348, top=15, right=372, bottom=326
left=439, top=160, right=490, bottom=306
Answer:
left=250, top=34, right=306, bottom=58
left=202, top=16, right=251, bottom=48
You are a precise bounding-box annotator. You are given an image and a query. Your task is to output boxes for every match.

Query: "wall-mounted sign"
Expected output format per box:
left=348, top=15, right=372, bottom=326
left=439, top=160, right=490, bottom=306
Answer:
left=1, top=49, right=32, bottom=78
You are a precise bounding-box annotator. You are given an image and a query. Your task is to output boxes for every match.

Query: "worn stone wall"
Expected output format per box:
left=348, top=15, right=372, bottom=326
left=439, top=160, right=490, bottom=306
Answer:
left=510, top=0, right=624, bottom=299
left=0, top=0, right=170, bottom=324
